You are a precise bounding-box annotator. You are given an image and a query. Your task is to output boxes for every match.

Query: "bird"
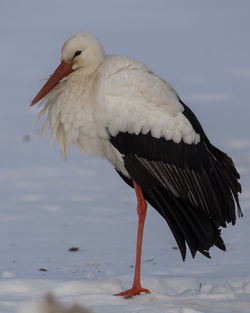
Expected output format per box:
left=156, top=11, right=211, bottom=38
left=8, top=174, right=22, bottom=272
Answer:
left=31, top=32, right=242, bottom=298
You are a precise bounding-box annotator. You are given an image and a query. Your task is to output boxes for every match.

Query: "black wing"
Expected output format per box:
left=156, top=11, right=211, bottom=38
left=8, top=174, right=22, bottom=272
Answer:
left=110, top=100, right=242, bottom=260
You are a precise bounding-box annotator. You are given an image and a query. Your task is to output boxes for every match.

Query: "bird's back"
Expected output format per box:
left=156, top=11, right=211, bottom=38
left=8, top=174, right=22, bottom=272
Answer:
left=102, top=64, right=242, bottom=259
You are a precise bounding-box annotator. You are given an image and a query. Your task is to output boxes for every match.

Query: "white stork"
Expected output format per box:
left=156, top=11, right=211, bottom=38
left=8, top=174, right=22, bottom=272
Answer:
left=31, top=32, right=242, bottom=298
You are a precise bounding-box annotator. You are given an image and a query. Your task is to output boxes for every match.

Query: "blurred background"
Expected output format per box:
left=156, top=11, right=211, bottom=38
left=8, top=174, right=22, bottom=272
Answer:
left=0, top=0, right=249, bottom=312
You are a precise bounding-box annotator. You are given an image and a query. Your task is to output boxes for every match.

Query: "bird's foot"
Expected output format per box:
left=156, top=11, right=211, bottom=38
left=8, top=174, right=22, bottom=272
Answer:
left=114, top=286, right=150, bottom=299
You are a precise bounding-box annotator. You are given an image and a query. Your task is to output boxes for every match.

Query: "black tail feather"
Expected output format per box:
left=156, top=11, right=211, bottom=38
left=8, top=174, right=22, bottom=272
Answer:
left=116, top=169, right=232, bottom=260
left=208, top=144, right=242, bottom=219
left=142, top=185, right=226, bottom=260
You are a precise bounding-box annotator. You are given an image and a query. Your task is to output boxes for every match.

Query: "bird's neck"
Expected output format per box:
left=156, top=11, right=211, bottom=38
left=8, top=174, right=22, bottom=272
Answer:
left=75, top=55, right=105, bottom=77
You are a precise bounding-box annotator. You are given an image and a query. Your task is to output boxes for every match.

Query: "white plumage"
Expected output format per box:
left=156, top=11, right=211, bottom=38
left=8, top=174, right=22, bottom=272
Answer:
left=36, top=32, right=199, bottom=177
left=31, top=31, right=241, bottom=298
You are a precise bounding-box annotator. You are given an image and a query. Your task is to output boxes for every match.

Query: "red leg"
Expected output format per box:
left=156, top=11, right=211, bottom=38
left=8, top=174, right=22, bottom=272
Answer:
left=114, top=180, right=150, bottom=298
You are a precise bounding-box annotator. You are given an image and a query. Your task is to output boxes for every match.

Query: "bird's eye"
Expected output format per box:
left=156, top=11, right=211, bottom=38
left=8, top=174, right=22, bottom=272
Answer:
left=73, top=50, right=82, bottom=58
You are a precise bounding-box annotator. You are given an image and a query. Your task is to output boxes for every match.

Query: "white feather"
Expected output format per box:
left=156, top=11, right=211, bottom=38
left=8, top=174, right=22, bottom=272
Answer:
left=40, top=117, right=49, bottom=138
left=35, top=32, right=200, bottom=177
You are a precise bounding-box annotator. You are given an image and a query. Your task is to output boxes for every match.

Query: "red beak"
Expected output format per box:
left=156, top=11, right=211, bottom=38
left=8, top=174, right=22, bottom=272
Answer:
left=31, top=61, right=73, bottom=106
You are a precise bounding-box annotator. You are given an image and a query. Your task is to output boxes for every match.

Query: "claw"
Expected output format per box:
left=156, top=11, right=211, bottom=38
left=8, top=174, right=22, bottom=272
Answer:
left=114, top=287, right=150, bottom=299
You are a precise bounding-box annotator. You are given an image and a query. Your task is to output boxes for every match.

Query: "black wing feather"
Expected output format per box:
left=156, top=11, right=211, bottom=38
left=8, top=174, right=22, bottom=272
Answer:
left=110, top=99, right=242, bottom=259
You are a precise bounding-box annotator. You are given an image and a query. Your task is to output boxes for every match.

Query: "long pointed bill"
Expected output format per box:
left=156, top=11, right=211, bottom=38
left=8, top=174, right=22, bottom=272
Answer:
left=31, top=61, right=73, bottom=106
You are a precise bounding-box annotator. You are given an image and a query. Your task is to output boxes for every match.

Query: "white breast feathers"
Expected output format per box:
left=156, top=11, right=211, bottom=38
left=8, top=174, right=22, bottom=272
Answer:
left=35, top=55, right=200, bottom=168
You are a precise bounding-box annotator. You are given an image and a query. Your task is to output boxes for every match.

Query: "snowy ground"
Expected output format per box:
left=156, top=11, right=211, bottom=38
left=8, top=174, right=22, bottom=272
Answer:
left=1, top=1, right=250, bottom=312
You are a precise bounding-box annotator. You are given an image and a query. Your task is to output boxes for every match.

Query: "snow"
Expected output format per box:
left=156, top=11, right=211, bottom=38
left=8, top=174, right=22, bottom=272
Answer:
left=0, top=0, right=250, bottom=312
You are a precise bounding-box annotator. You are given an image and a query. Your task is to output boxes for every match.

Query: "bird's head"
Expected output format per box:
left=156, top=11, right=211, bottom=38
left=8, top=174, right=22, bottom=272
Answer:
left=61, top=32, right=105, bottom=71
left=31, top=32, right=105, bottom=106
